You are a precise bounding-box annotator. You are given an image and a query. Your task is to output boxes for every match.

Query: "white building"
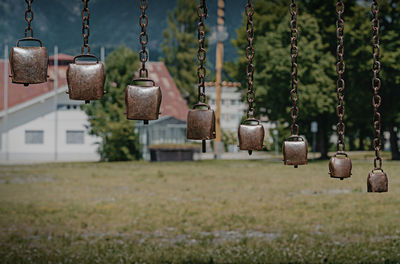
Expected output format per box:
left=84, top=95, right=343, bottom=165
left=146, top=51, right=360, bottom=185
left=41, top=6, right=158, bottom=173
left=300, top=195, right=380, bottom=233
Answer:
left=0, top=55, right=99, bottom=163
left=206, top=81, right=246, bottom=132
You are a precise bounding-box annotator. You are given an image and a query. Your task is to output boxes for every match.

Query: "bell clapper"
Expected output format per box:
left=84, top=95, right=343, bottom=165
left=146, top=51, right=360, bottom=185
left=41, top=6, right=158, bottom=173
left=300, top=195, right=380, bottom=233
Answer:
left=202, top=140, right=206, bottom=153
left=144, top=120, right=149, bottom=125
left=340, top=178, right=344, bottom=181
left=294, top=165, right=298, bottom=168
left=24, top=83, right=29, bottom=87
left=85, top=100, right=90, bottom=104
left=248, top=150, right=252, bottom=156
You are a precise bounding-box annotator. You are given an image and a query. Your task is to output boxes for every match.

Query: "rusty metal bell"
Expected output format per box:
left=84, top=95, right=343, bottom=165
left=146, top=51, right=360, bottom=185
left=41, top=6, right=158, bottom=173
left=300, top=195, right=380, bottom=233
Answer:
left=187, top=103, right=216, bottom=152
left=238, top=118, right=264, bottom=155
left=329, top=152, right=352, bottom=180
left=67, top=54, right=106, bottom=103
left=367, top=169, right=388, bottom=192
left=125, top=78, right=162, bottom=123
left=283, top=135, right=308, bottom=168
left=9, top=38, right=48, bottom=86
left=187, top=103, right=216, bottom=140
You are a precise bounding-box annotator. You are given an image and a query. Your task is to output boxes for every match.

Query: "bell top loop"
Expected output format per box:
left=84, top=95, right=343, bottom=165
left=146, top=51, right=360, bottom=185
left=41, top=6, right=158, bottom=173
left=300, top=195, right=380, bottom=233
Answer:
left=73, top=54, right=99, bottom=63
left=130, top=78, right=156, bottom=87
left=192, top=102, right=211, bottom=110
left=333, top=151, right=348, bottom=157
left=242, top=118, right=260, bottom=126
left=16, top=38, right=42, bottom=47
left=286, top=135, right=304, bottom=142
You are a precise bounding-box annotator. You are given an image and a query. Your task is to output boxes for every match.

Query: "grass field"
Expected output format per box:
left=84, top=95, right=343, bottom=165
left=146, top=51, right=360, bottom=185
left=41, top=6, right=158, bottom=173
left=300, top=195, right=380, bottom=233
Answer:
left=0, top=157, right=399, bottom=263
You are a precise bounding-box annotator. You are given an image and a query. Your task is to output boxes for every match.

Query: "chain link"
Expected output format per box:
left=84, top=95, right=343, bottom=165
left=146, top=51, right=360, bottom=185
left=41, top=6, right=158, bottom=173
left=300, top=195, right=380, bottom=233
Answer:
left=371, top=0, right=382, bottom=170
left=289, top=0, right=299, bottom=135
left=336, top=0, right=346, bottom=152
left=139, top=0, right=149, bottom=78
left=24, top=0, right=34, bottom=38
left=197, top=0, right=207, bottom=103
left=245, top=0, right=255, bottom=118
left=81, top=0, right=90, bottom=54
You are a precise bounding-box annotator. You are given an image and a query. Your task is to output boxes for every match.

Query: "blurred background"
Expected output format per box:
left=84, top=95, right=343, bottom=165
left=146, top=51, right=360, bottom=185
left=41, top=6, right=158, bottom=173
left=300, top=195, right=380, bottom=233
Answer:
left=0, top=0, right=399, bottom=263
left=0, top=0, right=399, bottom=163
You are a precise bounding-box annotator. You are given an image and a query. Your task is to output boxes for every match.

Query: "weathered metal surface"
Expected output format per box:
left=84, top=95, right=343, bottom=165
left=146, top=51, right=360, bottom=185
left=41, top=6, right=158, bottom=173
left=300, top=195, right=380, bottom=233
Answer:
left=125, top=79, right=162, bottom=121
left=368, top=0, right=388, bottom=192
left=187, top=103, right=216, bottom=140
left=238, top=119, right=264, bottom=151
left=138, top=0, right=149, bottom=78
left=9, top=38, right=48, bottom=85
left=67, top=55, right=105, bottom=101
left=367, top=170, right=388, bottom=192
left=283, top=136, right=308, bottom=167
left=289, top=0, right=300, bottom=136
left=329, top=153, right=352, bottom=179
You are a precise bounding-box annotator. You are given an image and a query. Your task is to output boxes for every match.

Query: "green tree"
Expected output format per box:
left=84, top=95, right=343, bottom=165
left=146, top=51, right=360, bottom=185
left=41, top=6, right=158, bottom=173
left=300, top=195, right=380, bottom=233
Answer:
left=83, top=46, right=141, bottom=161
left=379, top=0, right=400, bottom=160
left=162, top=0, right=198, bottom=105
left=254, top=13, right=336, bottom=158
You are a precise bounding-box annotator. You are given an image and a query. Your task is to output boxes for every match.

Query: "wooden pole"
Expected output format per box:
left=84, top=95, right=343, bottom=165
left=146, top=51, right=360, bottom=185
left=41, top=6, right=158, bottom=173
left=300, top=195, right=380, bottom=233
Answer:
left=214, top=0, right=224, bottom=159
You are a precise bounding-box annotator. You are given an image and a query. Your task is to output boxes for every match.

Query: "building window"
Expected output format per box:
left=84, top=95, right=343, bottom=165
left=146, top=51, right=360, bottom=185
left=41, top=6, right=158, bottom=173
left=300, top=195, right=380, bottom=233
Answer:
left=231, top=99, right=236, bottom=105
left=66, top=130, right=84, bottom=144
left=25, top=130, right=44, bottom=144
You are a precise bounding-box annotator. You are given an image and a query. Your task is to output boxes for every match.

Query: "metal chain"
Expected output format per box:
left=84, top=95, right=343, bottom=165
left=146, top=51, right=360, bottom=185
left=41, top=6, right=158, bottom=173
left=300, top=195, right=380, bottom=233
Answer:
left=24, top=0, right=34, bottom=38
left=336, top=0, right=346, bottom=152
left=245, top=0, right=255, bottom=118
left=139, top=0, right=149, bottom=78
left=81, top=0, right=90, bottom=54
left=197, top=0, right=207, bottom=103
left=371, top=0, right=383, bottom=170
left=289, top=0, right=299, bottom=135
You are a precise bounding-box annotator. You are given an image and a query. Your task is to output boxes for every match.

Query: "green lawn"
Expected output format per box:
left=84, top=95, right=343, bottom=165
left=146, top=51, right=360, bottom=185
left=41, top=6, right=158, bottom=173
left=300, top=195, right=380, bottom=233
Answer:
left=0, top=158, right=399, bottom=263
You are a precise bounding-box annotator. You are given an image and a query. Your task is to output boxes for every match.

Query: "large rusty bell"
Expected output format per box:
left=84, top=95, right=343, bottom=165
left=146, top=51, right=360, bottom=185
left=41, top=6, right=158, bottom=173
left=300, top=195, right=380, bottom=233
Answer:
left=283, top=135, right=308, bottom=168
left=187, top=103, right=216, bottom=153
left=9, top=38, right=48, bottom=86
left=329, top=152, right=352, bottom=180
left=67, top=54, right=106, bottom=104
left=238, top=118, right=264, bottom=155
left=367, top=168, right=388, bottom=193
left=125, top=78, right=162, bottom=124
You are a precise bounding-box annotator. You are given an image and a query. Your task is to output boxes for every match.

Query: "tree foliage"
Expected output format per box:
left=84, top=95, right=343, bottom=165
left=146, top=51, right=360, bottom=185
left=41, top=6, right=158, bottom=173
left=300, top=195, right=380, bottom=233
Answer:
left=227, top=0, right=400, bottom=159
left=83, top=46, right=141, bottom=161
left=162, top=0, right=198, bottom=105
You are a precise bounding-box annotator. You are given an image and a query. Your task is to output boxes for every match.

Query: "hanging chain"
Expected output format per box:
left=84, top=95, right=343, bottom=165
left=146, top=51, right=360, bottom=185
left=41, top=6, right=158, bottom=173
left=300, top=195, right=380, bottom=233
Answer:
left=24, top=0, right=34, bottom=38
left=197, top=0, right=208, bottom=103
left=371, top=0, right=382, bottom=170
left=81, top=0, right=90, bottom=54
left=336, top=0, right=346, bottom=152
left=245, top=0, right=255, bottom=118
left=289, top=0, right=299, bottom=135
left=139, top=0, right=149, bottom=78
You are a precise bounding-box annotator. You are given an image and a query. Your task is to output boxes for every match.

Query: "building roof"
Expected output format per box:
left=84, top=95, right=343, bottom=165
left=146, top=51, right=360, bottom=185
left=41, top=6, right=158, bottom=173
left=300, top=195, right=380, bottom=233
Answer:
left=0, top=56, right=188, bottom=121
left=147, top=62, right=189, bottom=121
left=0, top=54, right=71, bottom=112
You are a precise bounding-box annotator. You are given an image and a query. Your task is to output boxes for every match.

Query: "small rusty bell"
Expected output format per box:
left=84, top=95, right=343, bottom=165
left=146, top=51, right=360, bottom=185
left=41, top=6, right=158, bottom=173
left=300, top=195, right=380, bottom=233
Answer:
left=9, top=38, right=48, bottom=86
left=329, top=152, right=352, bottom=180
left=367, top=169, right=388, bottom=193
left=125, top=78, right=162, bottom=124
left=67, top=54, right=106, bottom=104
left=238, top=118, right=264, bottom=155
left=187, top=103, right=216, bottom=153
left=283, top=135, right=308, bottom=168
